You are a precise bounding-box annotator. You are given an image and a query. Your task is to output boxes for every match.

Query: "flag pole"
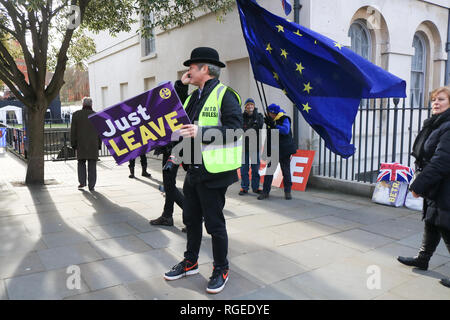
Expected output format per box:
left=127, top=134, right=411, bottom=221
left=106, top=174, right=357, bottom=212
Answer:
left=293, top=0, right=302, bottom=149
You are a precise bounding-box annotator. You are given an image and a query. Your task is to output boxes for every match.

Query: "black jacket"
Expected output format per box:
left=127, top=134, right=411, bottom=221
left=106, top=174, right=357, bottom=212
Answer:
left=243, top=109, right=263, bottom=154
left=410, top=109, right=450, bottom=230
left=265, top=115, right=297, bottom=159
left=174, top=78, right=243, bottom=188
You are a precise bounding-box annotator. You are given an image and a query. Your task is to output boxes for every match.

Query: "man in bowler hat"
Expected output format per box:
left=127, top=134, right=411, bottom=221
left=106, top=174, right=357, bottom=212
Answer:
left=163, top=47, right=242, bottom=294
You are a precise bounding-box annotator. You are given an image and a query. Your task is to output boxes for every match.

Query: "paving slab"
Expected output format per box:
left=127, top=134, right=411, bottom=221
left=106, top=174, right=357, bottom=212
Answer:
left=324, top=229, right=396, bottom=252
left=230, top=249, right=308, bottom=286
left=5, top=267, right=90, bottom=300
left=79, top=248, right=179, bottom=291
left=274, top=238, right=361, bottom=270
left=89, top=235, right=152, bottom=259
left=85, top=222, right=140, bottom=240
left=37, top=242, right=103, bottom=270
left=0, top=252, right=46, bottom=279
left=275, top=255, right=415, bottom=299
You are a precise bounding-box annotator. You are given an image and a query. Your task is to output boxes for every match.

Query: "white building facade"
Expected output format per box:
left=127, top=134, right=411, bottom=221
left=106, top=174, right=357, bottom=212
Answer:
left=87, top=0, right=449, bottom=181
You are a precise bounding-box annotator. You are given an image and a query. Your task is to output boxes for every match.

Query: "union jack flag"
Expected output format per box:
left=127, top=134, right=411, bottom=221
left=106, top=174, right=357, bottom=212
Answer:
left=376, top=162, right=414, bottom=183
left=280, top=0, right=292, bottom=15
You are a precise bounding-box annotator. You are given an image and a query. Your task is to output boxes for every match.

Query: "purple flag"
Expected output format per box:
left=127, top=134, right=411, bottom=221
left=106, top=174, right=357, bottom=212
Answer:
left=89, top=81, right=190, bottom=165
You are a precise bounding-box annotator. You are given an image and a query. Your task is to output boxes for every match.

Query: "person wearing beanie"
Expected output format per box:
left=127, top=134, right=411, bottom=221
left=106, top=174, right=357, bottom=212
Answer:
left=239, top=98, right=264, bottom=195
left=258, top=103, right=296, bottom=200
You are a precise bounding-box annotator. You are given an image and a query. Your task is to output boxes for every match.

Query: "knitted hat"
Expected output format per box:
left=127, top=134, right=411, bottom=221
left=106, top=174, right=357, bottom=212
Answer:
left=244, top=98, right=255, bottom=106
left=267, top=103, right=281, bottom=114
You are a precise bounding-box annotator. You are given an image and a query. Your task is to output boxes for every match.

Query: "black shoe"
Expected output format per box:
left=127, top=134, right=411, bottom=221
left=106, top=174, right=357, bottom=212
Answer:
left=78, top=184, right=86, bottom=189
left=285, top=192, right=292, bottom=200
left=257, top=193, right=269, bottom=200
left=142, top=171, right=151, bottom=178
left=164, top=259, right=199, bottom=281
left=89, top=187, right=95, bottom=191
left=397, top=256, right=429, bottom=270
left=253, top=189, right=263, bottom=194
left=206, top=267, right=229, bottom=294
left=440, top=278, right=450, bottom=288
left=150, top=215, right=174, bottom=226
left=181, top=227, right=187, bottom=233
left=238, top=189, right=248, bottom=196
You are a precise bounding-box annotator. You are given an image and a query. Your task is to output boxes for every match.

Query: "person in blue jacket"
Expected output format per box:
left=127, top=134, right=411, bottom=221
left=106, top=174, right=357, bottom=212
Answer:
left=258, top=103, right=297, bottom=200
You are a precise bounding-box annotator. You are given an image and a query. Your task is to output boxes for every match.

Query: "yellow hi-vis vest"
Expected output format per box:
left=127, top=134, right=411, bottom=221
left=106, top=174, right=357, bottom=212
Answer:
left=183, top=82, right=242, bottom=173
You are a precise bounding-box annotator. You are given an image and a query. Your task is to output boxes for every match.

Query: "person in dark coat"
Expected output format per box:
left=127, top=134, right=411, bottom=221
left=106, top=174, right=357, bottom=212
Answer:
left=128, top=154, right=151, bottom=179
left=258, top=103, right=296, bottom=200
left=71, top=97, right=101, bottom=191
left=239, top=98, right=264, bottom=195
left=397, top=86, right=450, bottom=288
left=163, top=47, right=242, bottom=294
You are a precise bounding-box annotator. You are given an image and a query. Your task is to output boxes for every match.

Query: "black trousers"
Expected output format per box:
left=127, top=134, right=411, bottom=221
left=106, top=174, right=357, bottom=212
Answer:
left=78, top=159, right=97, bottom=189
left=262, top=155, right=292, bottom=194
left=128, top=154, right=147, bottom=169
left=418, top=222, right=450, bottom=260
left=183, top=171, right=228, bottom=269
left=161, top=151, right=184, bottom=217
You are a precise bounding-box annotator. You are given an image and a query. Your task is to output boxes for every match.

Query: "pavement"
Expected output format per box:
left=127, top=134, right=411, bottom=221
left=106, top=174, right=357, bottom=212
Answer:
left=0, top=150, right=449, bottom=300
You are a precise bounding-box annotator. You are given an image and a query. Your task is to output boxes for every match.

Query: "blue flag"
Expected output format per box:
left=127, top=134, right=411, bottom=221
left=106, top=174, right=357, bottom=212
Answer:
left=281, top=0, right=292, bottom=15
left=237, top=0, right=406, bottom=158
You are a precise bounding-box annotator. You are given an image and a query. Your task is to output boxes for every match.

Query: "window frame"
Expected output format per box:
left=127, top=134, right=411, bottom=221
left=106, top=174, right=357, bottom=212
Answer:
left=349, top=19, right=372, bottom=61
left=410, top=33, right=427, bottom=108
left=141, top=11, right=156, bottom=58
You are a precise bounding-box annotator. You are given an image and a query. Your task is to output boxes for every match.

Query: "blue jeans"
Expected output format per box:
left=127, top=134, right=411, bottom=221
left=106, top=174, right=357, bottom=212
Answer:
left=241, top=151, right=260, bottom=192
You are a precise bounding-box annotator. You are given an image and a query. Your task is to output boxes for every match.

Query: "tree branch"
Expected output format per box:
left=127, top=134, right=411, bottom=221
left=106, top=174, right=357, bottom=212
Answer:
left=0, top=40, right=31, bottom=95
left=46, top=0, right=92, bottom=102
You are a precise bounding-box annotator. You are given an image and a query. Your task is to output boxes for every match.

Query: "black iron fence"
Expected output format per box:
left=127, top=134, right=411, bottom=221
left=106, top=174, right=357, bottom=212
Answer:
left=5, top=127, right=110, bottom=161
left=314, top=98, right=431, bottom=184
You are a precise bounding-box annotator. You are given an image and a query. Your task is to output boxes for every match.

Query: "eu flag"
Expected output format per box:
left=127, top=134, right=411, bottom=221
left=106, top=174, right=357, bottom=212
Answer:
left=237, top=0, right=406, bottom=158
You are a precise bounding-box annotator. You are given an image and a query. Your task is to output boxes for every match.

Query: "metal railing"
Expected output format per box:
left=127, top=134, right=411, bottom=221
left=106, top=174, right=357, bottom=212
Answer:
left=5, top=127, right=110, bottom=161
left=44, top=129, right=110, bottom=161
left=314, top=98, right=431, bottom=184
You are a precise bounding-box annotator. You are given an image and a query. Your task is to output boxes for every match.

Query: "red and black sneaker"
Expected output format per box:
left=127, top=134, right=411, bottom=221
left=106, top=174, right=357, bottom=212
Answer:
left=238, top=188, right=248, bottom=196
left=164, top=259, right=199, bottom=281
left=206, top=267, right=229, bottom=294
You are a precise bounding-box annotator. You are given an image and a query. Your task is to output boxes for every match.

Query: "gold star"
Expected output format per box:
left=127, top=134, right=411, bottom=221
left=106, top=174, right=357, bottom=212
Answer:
left=303, top=82, right=313, bottom=94
left=280, top=48, right=288, bottom=59
left=294, top=30, right=303, bottom=37
left=314, top=40, right=317, bottom=45
left=273, top=72, right=279, bottom=81
left=295, top=62, right=305, bottom=74
left=266, top=43, right=273, bottom=54
left=302, top=102, right=312, bottom=113
left=276, top=25, right=284, bottom=32
left=334, top=42, right=343, bottom=50
left=282, top=89, right=287, bottom=95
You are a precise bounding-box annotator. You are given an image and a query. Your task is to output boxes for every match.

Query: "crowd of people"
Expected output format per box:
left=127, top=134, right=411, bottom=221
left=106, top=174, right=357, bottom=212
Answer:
left=70, top=47, right=450, bottom=294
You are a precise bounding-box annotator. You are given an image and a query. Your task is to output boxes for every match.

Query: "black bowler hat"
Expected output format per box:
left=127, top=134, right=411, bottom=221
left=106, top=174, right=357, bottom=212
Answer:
left=183, top=47, right=226, bottom=68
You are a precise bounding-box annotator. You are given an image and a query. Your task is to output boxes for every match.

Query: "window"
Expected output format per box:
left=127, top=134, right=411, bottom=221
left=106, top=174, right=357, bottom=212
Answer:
left=120, top=82, right=128, bottom=101
left=349, top=20, right=371, bottom=108
left=142, top=12, right=155, bottom=57
left=101, top=86, right=108, bottom=108
left=349, top=20, right=371, bottom=60
left=410, top=34, right=426, bottom=108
